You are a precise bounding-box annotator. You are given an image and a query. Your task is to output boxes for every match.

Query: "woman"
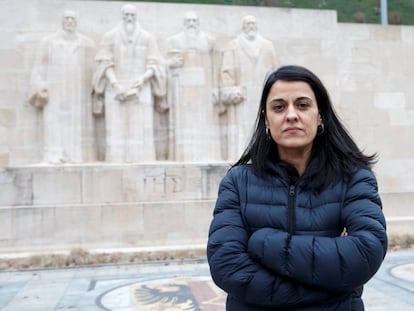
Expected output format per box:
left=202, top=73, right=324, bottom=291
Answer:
left=207, top=65, right=387, bottom=310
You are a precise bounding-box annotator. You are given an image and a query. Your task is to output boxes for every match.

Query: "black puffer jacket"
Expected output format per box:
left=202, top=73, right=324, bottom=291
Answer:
left=207, top=161, right=387, bottom=310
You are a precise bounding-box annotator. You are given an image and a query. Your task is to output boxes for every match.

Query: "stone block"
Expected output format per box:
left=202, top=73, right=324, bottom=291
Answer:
left=82, top=167, right=125, bottom=204
left=370, top=24, right=401, bottom=42
left=376, top=159, right=414, bottom=193
left=0, top=168, right=32, bottom=206
left=32, top=167, right=82, bottom=205
left=0, top=163, right=226, bottom=252
left=0, top=153, right=9, bottom=167
left=0, top=109, right=15, bottom=128
left=402, top=25, right=414, bottom=43
left=339, top=24, right=371, bottom=41
left=0, top=209, right=12, bottom=241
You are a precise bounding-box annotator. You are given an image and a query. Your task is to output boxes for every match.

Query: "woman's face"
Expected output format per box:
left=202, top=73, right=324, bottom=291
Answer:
left=265, top=80, right=321, bottom=159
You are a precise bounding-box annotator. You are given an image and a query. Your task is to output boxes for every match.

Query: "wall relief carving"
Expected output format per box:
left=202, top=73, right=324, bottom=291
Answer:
left=29, top=5, right=279, bottom=164
left=29, top=10, right=96, bottom=164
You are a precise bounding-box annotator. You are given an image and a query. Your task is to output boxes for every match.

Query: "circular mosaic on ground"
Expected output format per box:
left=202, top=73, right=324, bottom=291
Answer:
left=99, top=276, right=226, bottom=311
left=390, top=263, right=414, bottom=282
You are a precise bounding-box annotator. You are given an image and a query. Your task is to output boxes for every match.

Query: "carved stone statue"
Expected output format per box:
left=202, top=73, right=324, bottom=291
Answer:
left=92, top=4, right=167, bottom=163
left=219, top=15, right=279, bottom=160
left=29, top=10, right=96, bottom=164
left=165, top=11, right=221, bottom=161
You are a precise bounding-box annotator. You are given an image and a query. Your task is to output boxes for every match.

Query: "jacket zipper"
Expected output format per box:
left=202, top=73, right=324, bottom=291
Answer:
left=288, top=185, right=296, bottom=235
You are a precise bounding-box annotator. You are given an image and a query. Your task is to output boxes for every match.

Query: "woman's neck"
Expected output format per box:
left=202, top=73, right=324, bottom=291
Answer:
left=278, top=147, right=312, bottom=176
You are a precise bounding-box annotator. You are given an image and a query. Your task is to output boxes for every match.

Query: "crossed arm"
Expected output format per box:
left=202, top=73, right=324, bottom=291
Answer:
left=207, top=168, right=387, bottom=308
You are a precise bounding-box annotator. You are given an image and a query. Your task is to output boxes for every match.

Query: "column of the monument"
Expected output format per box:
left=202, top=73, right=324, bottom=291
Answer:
left=212, top=49, right=228, bottom=162
left=166, top=50, right=181, bottom=161
left=81, top=35, right=99, bottom=163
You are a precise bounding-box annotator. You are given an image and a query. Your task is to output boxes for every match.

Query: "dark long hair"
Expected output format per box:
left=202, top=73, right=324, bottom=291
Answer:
left=233, top=65, right=377, bottom=188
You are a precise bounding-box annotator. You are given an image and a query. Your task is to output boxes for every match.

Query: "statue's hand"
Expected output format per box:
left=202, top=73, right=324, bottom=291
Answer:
left=230, top=91, right=245, bottom=105
left=112, top=82, right=126, bottom=102
left=37, top=89, right=48, bottom=100
left=29, top=88, right=48, bottom=108
left=168, top=54, right=184, bottom=68
left=132, top=77, right=145, bottom=89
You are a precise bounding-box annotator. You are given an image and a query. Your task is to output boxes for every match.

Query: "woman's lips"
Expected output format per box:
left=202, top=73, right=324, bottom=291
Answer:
left=283, top=127, right=302, bottom=132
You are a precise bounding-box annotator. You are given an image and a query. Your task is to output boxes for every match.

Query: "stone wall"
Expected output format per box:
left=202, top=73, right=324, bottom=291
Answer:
left=0, top=163, right=227, bottom=252
left=0, top=0, right=413, bottom=253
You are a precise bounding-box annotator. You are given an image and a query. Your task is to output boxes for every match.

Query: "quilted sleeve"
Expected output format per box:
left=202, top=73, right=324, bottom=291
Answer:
left=207, top=168, right=340, bottom=308
left=247, top=168, right=387, bottom=293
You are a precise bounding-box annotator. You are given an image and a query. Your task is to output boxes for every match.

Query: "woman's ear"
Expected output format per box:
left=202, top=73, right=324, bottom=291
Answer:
left=262, top=110, right=269, bottom=127
left=318, top=113, right=322, bottom=126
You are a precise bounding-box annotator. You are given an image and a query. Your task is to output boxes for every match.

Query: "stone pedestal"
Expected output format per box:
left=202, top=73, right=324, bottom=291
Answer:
left=0, top=162, right=229, bottom=253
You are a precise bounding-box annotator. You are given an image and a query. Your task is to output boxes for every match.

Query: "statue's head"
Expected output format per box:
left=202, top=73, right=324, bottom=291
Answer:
left=121, top=4, right=137, bottom=33
left=183, top=11, right=200, bottom=32
left=242, top=15, right=258, bottom=40
left=61, top=10, right=78, bottom=33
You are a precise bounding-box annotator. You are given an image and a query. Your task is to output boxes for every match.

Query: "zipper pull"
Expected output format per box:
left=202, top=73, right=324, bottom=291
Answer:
left=288, top=184, right=296, bottom=235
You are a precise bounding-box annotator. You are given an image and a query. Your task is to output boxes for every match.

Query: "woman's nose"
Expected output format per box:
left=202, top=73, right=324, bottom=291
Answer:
left=286, top=104, right=298, bottom=121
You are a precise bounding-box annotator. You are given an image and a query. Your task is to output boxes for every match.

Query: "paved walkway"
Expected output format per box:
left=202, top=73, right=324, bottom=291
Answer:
left=0, top=249, right=413, bottom=310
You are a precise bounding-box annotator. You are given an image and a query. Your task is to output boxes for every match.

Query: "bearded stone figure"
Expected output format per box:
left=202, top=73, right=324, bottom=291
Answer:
left=220, top=15, right=279, bottom=161
left=29, top=10, right=96, bottom=164
left=165, top=11, right=221, bottom=162
left=92, top=4, right=167, bottom=163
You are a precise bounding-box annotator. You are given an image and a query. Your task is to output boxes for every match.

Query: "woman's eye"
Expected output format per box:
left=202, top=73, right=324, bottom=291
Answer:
left=297, top=101, right=310, bottom=109
left=272, top=104, right=285, bottom=111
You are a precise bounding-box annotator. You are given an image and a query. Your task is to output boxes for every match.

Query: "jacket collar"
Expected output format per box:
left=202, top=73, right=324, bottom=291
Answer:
left=264, top=157, right=320, bottom=185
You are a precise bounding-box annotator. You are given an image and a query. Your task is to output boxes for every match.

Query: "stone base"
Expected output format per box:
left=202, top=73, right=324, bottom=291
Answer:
left=1, top=162, right=413, bottom=254
left=0, top=162, right=230, bottom=254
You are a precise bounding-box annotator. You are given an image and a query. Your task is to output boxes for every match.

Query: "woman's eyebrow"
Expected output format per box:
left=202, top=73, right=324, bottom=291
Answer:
left=267, top=97, right=285, bottom=103
left=296, top=96, right=313, bottom=101
left=268, top=96, right=313, bottom=103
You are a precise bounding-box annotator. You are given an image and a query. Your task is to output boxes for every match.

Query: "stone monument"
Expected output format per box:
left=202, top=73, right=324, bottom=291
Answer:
left=0, top=1, right=412, bottom=255
left=92, top=4, right=167, bottom=163
left=219, top=15, right=279, bottom=160
left=29, top=9, right=96, bottom=163
left=165, top=11, right=221, bottom=161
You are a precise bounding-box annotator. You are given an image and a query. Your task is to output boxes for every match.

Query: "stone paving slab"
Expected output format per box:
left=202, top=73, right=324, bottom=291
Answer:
left=0, top=250, right=413, bottom=310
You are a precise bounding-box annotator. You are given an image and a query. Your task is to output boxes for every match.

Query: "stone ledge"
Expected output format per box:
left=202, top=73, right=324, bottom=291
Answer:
left=0, top=235, right=413, bottom=271
left=0, top=162, right=229, bottom=206
left=0, top=244, right=207, bottom=271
